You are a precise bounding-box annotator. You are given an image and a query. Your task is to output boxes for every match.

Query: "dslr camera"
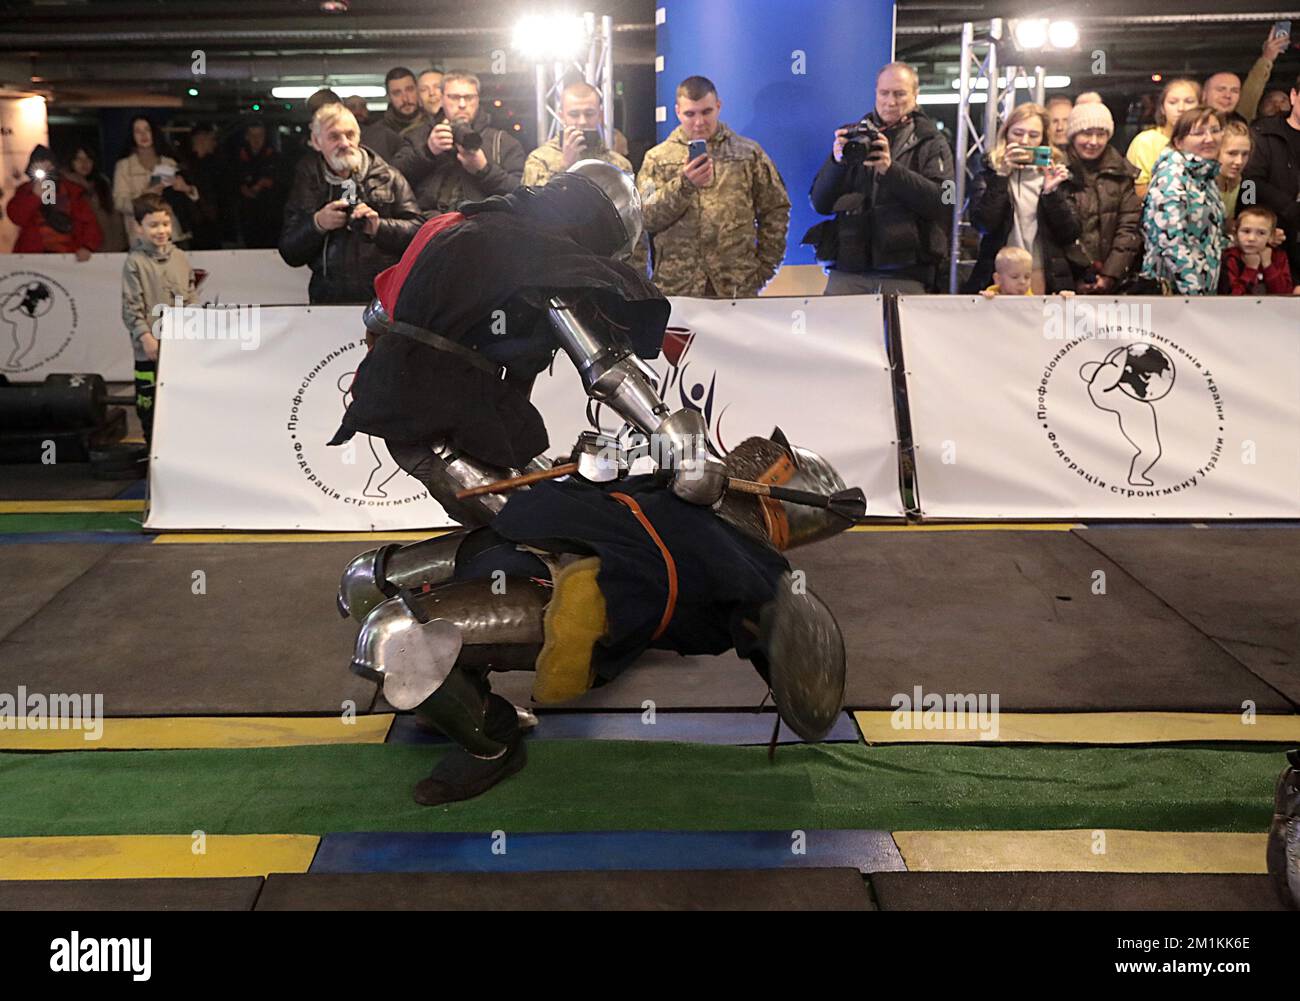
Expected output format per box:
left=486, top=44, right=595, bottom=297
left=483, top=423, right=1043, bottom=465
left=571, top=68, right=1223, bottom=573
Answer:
left=342, top=185, right=369, bottom=233
left=842, top=117, right=883, bottom=162
left=451, top=122, right=483, bottom=152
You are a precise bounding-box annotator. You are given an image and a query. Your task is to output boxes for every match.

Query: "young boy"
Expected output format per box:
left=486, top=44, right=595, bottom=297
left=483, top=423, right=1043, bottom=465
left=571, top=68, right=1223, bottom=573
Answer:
left=1220, top=207, right=1300, bottom=295
left=121, top=193, right=197, bottom=446
left=980, top=246, right=1035, bottom=297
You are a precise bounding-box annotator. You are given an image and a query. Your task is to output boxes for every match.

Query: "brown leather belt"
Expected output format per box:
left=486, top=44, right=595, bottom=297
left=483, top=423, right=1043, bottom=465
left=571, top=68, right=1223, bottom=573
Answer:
left=610, top=492, right=679, bottom=641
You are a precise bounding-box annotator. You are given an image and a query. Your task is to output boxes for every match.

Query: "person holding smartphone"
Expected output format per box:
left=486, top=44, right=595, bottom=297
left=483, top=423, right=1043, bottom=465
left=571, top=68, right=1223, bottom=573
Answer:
left=963, top=103, right=1081, bottom=295
left=806, top=62, right=953, bottom=294
left=637, top=75, right=790, bottom=298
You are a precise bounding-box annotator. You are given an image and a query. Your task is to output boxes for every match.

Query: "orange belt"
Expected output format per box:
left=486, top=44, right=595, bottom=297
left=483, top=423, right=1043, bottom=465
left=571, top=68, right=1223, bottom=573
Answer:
left=610, top=492, right=679, bottom=640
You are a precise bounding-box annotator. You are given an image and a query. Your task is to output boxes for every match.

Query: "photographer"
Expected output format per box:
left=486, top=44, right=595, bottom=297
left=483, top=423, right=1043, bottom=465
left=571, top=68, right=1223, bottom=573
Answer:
left=7, top=145, right=102, bottom=258
left=392, top=70, right=525, bottom=215
left=806, top=62, right=953, bottom=294
left=964, top=103, right=1081, bottom=295
left=278, top=103, right=421, bottom=305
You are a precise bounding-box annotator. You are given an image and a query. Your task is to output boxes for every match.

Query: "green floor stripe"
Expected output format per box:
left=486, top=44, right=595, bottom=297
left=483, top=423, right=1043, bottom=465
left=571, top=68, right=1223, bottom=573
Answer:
left=0, top=742, right=1286, bottom=837
left=0, top=512, right=143, bottom=534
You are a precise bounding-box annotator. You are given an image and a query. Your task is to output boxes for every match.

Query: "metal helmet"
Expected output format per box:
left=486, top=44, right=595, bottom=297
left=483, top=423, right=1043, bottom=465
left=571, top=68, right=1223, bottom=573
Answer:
left=719, top=429, right=861, bottom=551
left=566, top=158, right=643, bottom=258
left=362, top=297, right=391, bottom=338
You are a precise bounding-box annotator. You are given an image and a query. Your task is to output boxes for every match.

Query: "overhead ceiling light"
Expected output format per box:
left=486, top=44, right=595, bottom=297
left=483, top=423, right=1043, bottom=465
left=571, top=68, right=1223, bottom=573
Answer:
left=1047, top=20, right=1079, bottom=50
left=272, top=85, right=385, bottom=99
left=512, top=14, right=587, bottom=62
left=1011, top=18, right=1049, bottom=50
left=320, top=0, right=350, bottom=11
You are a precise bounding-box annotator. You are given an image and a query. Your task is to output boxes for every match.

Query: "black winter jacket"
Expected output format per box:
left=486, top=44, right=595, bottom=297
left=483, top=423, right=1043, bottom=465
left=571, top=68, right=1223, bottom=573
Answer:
left=805, top=109, right=953, bottom=286
left=1242, top=115, right=1300, bottom=272
left=964, top=157, right=1083, bottom=293
left=277, top=147, right=422, bottom=304
left=1061, top=146, right=1143, bottom=284
left=392, top=108, right=525, bottom=214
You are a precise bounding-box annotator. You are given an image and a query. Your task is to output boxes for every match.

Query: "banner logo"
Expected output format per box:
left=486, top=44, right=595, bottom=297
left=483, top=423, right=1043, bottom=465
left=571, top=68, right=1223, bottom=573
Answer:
left=1038, top=330, right=1225, bottom=499
left=285, top=341, right=429, bottom=508
left=0, top=271, right=77, bottom=372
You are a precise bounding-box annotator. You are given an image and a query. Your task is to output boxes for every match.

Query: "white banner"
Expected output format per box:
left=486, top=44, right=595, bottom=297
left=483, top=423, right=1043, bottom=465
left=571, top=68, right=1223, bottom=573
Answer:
left=145, top=296, right=901, bottom=531
left=0, top=250, right=308, bottom=383
left=900, top=295, right=1300, bottom=518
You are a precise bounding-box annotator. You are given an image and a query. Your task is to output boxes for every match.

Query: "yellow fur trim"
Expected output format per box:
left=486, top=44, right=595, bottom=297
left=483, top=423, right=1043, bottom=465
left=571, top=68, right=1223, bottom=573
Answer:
left=533, top=557, right=606, bottom=704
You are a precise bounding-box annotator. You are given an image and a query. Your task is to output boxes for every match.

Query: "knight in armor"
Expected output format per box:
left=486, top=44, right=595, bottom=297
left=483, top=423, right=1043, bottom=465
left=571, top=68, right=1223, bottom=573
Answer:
left=329, top=158, right=727, bottom=525
left=338, top=431, right=860, bottom=805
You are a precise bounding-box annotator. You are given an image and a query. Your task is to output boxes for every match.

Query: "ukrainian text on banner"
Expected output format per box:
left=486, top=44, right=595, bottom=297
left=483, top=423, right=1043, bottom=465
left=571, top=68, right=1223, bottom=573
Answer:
left=145, top=296, right=899, bottom=531
left=899, top=295, right=1300, bottom=519
left=0, top=250, right=308, bottom=382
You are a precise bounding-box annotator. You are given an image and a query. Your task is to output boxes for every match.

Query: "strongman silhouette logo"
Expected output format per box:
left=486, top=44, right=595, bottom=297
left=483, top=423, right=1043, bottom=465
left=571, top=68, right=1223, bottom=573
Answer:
left=2, top=279, right=56, bottom=369
left=1079, top=343, right=1176, bottom=486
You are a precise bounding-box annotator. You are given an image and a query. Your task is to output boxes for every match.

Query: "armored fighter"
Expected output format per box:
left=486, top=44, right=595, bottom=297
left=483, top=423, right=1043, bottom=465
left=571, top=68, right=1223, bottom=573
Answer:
left=332, top=161, right=861, bottom=804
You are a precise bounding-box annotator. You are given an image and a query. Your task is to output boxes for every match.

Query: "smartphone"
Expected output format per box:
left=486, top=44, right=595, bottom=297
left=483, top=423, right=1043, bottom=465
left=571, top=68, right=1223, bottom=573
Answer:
left=1030, top=145, right=1053, bottom=167
left=688, top=139, right=708, bottom=162
left=1272, top=20, right=1291, bottom=42
left=581, top=129, right=604, bottom=152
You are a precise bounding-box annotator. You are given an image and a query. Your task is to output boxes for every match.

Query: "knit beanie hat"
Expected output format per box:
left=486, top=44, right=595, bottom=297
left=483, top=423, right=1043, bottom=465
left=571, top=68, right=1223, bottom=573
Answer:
left=1066, top=101, right=1114, bottom=140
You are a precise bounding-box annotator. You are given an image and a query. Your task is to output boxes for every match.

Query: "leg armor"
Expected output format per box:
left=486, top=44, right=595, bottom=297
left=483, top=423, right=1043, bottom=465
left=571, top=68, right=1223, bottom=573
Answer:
left=546, top=295, right=727, bottom=505
left=351, top=577, right=549, bottom=757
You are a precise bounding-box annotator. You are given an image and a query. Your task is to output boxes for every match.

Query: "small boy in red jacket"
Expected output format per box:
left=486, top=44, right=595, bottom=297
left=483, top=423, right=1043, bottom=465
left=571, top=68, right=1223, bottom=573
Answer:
left=1220, top=207, right=1299, bottom=296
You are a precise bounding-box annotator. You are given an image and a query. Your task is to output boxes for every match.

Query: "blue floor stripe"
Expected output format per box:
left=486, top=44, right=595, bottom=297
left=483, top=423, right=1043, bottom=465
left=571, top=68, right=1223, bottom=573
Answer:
left=387, top=711, right=861, bottom=746
left=311, top=830, right=905, bottom=875
left=114, top=480, right=149, bottom=500
left=0, top=531, right=153, bottom=545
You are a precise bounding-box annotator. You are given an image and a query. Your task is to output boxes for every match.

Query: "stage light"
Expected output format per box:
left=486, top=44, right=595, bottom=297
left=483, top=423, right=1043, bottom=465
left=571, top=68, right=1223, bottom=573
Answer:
left=512, top=13, right=587, bottom=62
left=1152, top=73, right=1163, bottom=82
left=252, top=103, right=260, bottom=111
left=1048, top=21, right=1079, bottom=50
left=320, top=0, right=349, bottom=11
left=1011, top=18, right=1049, bottom=50
left=271, top=85, right=384, bottom=99
left=187, top=88, right=198, bottom=97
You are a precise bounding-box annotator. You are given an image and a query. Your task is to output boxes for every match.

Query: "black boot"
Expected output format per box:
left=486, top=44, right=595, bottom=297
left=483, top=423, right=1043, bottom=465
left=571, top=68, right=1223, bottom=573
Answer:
left=1266, top=749, right=1300, bottom=910
left=412, top=694, right=528, bottom=806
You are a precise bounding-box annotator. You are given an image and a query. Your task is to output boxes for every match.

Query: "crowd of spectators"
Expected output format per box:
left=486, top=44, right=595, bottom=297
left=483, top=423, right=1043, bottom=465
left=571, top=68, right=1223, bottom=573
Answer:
left=6, top=24, right=1300, bottom=304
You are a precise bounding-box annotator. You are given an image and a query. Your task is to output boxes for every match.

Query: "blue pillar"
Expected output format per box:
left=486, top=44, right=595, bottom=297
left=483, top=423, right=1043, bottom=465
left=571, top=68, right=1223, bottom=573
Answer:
left=655, top=0, right=896, bottom=266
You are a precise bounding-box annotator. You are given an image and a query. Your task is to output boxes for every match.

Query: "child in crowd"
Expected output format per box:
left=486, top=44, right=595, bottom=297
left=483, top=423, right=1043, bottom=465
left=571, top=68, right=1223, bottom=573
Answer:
left=120, top=193, right=197, bottom=446
left=1219, top=206, right=1300, bottom=295
left=981, top=246, right=1035, bottom=296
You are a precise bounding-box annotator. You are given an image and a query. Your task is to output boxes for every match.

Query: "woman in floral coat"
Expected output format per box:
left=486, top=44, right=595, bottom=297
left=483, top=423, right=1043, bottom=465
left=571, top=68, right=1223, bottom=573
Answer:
left=1140, top=107, right=1227, bottom=295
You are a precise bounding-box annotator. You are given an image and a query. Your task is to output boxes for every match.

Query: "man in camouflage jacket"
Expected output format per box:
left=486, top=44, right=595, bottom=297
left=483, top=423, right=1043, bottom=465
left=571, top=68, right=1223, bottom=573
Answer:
left=637, top=76, right=790, bottom=298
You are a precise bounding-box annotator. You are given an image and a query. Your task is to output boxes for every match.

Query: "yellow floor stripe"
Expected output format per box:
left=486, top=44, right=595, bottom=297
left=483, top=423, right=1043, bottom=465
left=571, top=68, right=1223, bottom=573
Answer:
left=893, top=830, right=1268, bottom=873
left=0, top=834, right=319, bottom=880
left=0, top=714, right=394, bottom=751
left=152, top=531, right=446, bottom=544
left=850, top=522, right=1081, bottom=532
left=855, top=710, right=1300, bottom=745
left=0, top=499, right=145, bottom=513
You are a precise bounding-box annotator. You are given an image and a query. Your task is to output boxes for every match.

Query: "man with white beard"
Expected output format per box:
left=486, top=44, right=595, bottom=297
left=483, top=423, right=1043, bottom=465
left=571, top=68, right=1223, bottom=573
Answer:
left=279, top=102, right=422, bottom=304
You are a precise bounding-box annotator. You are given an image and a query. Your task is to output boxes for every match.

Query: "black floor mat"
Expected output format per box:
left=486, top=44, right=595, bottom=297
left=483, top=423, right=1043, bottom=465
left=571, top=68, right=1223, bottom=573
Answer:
left=0, top=877, right=262, bottom=910
left=255, top=868, right=874, bottom=910
left=0, top=463, right=133, bottom=501
left=0, top=543, right=376, bottom=714
left=869, top=871, right=1287, bottom=910
left=0, top=543, right=114, bottom=641
left=1077, top=528, right=1299, bottom=706
left=800, top=532, right=1292, bottom=712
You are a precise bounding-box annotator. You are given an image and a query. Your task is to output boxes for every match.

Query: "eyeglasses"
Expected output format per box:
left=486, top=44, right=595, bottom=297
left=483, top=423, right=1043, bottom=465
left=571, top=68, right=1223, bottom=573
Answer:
left=445, top=93, right=477, bottom=104
left=1188, top=127, right=1224, bottom=139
